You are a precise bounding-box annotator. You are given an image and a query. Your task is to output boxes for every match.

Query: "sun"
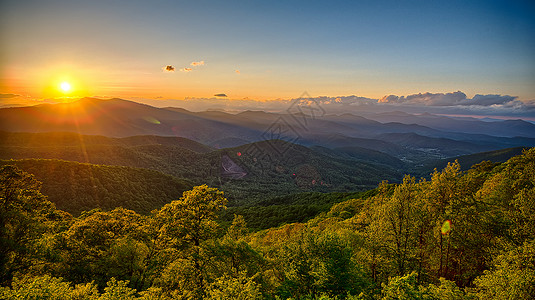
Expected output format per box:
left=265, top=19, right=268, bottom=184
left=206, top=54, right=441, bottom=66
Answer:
left=60, top=81, right=72, bottom=93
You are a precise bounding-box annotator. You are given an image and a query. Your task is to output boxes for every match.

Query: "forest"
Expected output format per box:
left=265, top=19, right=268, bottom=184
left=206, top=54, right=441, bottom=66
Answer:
left=0, top=148, right=534, bottom=299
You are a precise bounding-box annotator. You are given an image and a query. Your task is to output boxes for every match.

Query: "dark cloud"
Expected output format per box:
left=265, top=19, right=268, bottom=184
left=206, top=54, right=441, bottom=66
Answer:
left=214, top=93, right=227, bottom=97
left=163, top=65, right=175, bottom=72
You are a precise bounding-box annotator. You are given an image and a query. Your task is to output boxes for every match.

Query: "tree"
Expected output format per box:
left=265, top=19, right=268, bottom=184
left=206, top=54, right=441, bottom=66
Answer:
left=0, top=165, right=58, bottom=285
left=380, top=272, right=429, bottom=300
left=207, top=271, right=262, bottom=300
left=372, top=176, right=422, bottom=277
left=473, top=239, right=535, bottom=300
left=276, top=230, right=369, bottom=299
left=153, top=185, right=227, bottom=298
left=0, top=275, right=99, bottom=300
left=59, top=208, right=148, bottom=289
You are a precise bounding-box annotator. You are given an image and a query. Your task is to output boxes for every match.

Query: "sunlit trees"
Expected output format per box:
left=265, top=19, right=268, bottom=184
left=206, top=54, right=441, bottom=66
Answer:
left=473, top=234, right=535, bottom=299
left=153, top=184, right=227, bottom=298
left=0, top=165, right=59, bottom=285
left=365, top=176, right=425, bottom=281
left=0, top=275, right=100, bottom=300
left=56, top=207, right=149, bottom=290
left=1, top=149, right=535, bottom=298
left=274, top=230, right=370, bottom=299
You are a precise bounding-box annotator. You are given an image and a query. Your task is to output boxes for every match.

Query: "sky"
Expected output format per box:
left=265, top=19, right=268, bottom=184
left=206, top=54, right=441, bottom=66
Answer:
left=1, top=0, right=534, bottom=118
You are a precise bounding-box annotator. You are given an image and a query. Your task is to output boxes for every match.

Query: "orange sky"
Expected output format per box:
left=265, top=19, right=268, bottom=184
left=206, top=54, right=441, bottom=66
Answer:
left=1, top=0, right=534, bottom=109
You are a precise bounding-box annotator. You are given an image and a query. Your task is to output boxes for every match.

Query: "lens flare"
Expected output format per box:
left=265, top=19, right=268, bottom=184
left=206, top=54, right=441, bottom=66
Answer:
left=441, top=220, right=452, bottom=235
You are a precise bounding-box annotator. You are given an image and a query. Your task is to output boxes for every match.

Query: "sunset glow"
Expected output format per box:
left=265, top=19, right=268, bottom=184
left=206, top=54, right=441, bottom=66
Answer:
left=60, top=82, right=71, bottom=93
left=0, top=0, right=533, bottom=120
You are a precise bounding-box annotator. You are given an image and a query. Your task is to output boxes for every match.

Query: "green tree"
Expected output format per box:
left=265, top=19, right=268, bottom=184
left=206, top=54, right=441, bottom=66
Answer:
left=276, top=230, right=369, bottom=299
left=372, top=176, right=422, bottom=277
left=473, top=239, right=535, bottom=300
left=427, top=278, right=466, bottom=300
left=381, top=272, right=430, bottom=300
left=153, top=185, right=227, bottom=298
left=207, top=271, right=261, bottom=300
left=0, top=275, right=99, bottom=300
left=0, top=165, right=58, bottom=285
left=59, top=208, right=148, bottom=289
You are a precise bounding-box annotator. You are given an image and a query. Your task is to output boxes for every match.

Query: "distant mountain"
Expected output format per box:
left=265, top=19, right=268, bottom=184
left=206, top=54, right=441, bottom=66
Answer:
left=299, top=133, right=407, bottom=156
left=311, top=145, right=406, bottom=169
left=0, top=159, right=193, bottom=215
left=322, top=113, right=442, bottom=137
left=0, top=98, right=263, bottom=143
left=413, top=147, right=528, bottom=177
left=376, top=132, right=496, bottom=158
left=0, top=131, right=213, bottom=152
left=366, top=112, right=535, bottom=138
left=2, top=98, right=533, bottom=161
left=0, top=131, right=403, bottom=204
left=210, top=137, right=254, bottom=148
left=0, top=131, right=215, bottom=181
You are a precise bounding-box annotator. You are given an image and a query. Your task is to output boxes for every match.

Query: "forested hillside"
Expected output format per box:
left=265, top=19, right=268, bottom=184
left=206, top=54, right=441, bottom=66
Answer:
left=0, top=132, right=402, bottom=204
left=1, top=148, right=533, bottom=299
left=414, top=146, right=527, bottom=176
left=0, top=159, right=192, bottom=215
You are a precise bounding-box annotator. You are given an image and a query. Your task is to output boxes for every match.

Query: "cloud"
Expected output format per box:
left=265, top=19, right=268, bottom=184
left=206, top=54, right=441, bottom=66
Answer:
left=163, top=65, right=175, bottom=72
left=379, top=95, right=404, bottom=104
left=522, top=99, right=535, bottom=110
left=379, top=91, right=467, bottom=106
left=180, top=67, right=193, bottom=72
left=464, top=94, right=516, bottom=106
left=0, top=93, right=20, bottom=98
left=128, top=92, right=535, bottom=121
left=190, top=61, right=205, bottom=66
left=310, top=95, right=377, bottom=106
left=379, top=92, right=517, bottom=107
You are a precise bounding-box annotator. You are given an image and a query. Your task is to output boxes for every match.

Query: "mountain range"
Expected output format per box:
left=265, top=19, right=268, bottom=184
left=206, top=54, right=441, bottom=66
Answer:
left=1, top=97, right=534, bottom=162
left=1, top=97, right=533, bottom=210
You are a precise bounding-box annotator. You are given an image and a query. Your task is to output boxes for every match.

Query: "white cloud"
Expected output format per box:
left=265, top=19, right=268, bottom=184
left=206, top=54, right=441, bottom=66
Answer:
left=379, top=92, right=518, bottom=107
left=463, top=94, right=516, bottom=106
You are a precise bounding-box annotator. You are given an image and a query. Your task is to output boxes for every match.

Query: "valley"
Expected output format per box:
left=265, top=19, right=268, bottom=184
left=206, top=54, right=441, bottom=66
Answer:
left=0, top=97, right=532, bottom=224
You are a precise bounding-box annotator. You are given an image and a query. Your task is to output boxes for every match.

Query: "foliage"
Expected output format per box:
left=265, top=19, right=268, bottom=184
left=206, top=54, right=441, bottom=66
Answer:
left=1, top=148, right=535, bottom=299
left=473, top=239, right=535, bottom=300
left=0, top=131, right=401, bottom=205
left=0, top=159, right=192, bottom=215
left=221, top=191, right=371, bottom=231
left=0, top=165, right=60, bottom=285
left=0, top=275, right=99, bottom=300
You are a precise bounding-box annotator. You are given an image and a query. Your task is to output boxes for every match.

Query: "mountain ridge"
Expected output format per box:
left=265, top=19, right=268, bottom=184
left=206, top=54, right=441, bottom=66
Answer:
left=2, top=97, right=534, bottom=161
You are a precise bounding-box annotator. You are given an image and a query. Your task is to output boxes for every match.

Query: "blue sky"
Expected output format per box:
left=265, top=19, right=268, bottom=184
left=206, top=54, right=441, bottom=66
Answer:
left=1, top=0, right=534, bottom=116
